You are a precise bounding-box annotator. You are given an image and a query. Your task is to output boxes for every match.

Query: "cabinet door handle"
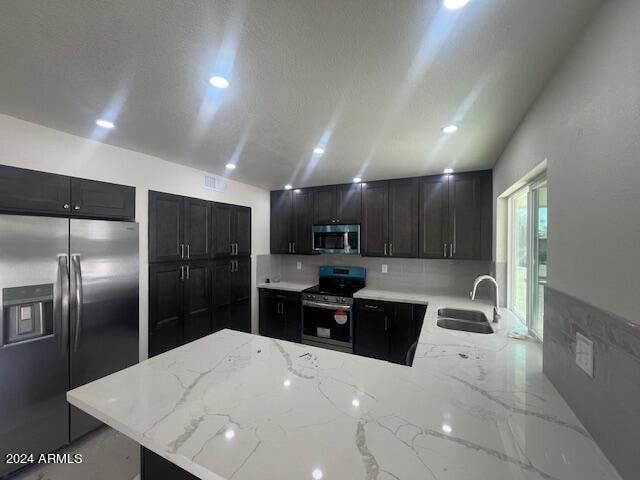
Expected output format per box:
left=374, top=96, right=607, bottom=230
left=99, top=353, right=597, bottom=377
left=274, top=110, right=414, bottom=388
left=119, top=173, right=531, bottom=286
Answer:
left=186, top=244, right=190, bottom=259
left=186, top=265, right=190, bottom=279
left=73, top=205, right=80, bottom=211
left=384, top=316, right=388, bottom=331
left=180, top=244, right=185, bottom=259
left=235, top=243, right=239, bottom=255
left=383, top=243, right=388, bottom=256
left=389, top=243, right=393, bottom=256
left=180, top=265, right=185, bottom=280
left=63, top=203, right=70, bottom=210
left=443, top=243, right=447, bottom=257
left=450, top=243, right=454, bottom=258
left=292, top=242, right=295, bottom=254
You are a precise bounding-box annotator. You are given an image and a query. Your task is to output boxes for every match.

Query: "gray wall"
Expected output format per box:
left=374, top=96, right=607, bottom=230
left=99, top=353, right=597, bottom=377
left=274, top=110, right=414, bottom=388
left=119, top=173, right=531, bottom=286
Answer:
left=492, top=1, right=640, bottom=477
left=493, top=0, right=640, bottom=325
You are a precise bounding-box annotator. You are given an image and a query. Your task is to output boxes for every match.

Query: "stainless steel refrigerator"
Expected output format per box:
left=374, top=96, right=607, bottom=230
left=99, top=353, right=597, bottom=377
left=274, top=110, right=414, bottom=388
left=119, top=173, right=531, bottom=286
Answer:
left=0, top=215, right=139, bottom=477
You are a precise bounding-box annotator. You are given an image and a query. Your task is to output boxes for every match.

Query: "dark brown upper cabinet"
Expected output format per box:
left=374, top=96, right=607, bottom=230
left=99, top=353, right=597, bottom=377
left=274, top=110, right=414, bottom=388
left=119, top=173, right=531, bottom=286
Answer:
left=336, top=183, right=362, bottom=224
left=212, top=203, right=251, bottom=258
left=270, top=190, right=293, bottom=254
left=419, top=175, right=450, bottom=258
left=148, top=192, right=209, bottom=263
left=212, top=202, right=233, bottom=257
left=362, top=179, right=418, bottom=257
left=232, top=205, right=251, bottom=257
left=270, top=189, right=314, bottom=254
left=184, top=197, right=211, bottom=260
left=388, top=178, right=419, bottom=258
left=149, top=191, right=185, bottom=263
left=269, top=169, right=491, bottom=260
left=313, top=186, right=336, bottom=224
left=361, top=181, right=389, bottom=256
left=313, top=184, right=361, bottom=225
left=70, top=178, right=135, bottom=221
left=419, top=170, right=492, bottom=260
left=291, top=189, right=314, bottom=254
left=0, top=164, right=134, bottom=220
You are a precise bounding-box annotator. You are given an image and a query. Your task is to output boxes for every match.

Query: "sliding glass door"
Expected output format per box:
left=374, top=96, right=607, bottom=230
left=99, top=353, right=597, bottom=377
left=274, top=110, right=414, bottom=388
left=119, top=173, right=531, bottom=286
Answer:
left=508, top=177, right=547, bottom=339
left=530, top=181, right=547, bottom=338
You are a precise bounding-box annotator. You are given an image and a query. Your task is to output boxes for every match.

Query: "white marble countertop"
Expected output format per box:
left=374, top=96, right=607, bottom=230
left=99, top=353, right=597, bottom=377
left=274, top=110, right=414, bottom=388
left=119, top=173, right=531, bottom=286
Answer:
left=354, top=288, right=430, bottom=305
left=67, top=295, right=621, bottom=480
left=256, top=281, right=316, bottom=292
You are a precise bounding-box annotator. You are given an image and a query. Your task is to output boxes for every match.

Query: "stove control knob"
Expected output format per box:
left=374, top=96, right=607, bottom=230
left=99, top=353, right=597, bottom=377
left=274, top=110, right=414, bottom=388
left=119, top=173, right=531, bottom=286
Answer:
left=323, top=296, right=329, bottom=301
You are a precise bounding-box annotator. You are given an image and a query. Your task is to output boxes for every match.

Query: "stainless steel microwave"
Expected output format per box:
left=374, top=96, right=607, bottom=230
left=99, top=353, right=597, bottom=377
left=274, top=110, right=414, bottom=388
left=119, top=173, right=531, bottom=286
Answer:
left=312, top=225, right=360, bottom=255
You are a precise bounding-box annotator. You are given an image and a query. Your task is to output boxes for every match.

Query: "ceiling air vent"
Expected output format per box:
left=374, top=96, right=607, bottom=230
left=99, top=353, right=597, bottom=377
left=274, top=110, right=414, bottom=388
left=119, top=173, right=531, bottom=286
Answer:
left=204, top=174, right=227, bottom=192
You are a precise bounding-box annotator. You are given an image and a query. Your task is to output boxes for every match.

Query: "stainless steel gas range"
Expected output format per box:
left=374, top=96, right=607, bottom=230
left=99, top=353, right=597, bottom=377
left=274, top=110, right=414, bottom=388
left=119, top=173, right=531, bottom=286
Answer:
left=301, top=266, right=365, bottom=353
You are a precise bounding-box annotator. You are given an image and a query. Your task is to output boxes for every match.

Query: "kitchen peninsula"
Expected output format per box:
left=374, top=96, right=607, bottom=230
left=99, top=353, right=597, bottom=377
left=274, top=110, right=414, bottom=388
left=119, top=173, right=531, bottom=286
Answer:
left=67, top=295, right=620, bottom=480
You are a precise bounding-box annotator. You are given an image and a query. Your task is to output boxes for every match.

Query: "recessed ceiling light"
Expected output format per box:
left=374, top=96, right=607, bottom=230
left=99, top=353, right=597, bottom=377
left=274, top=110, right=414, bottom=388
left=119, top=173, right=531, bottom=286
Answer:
left=283, top=379, right=291, bottom=387
left=351, top=398, right=360, bottom=407
left=209, top=75, right=229, bottom=89
left=353, top=177, right=362, bottom=183
left=96, top=119, right=115, bottom=129
left=443, top=168, right=454, bottom=174
left=441, top=124, right=459, bottom=134
left=284, top=184, right=293, bottom=190
left=224, top=429, right=235, bottom=440
left=312, top=469, right=323, bottom=480
left=313, top=147, right=325, bottom=155
left=443, top=0, right=471, bottom=10
left=442, top=424, right=452, bottom=434
left=225, top=163, right=236, bottom=170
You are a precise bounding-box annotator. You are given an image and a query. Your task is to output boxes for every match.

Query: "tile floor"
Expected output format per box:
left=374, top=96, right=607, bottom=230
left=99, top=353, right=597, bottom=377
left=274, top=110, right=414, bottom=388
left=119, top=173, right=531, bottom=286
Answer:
left=9, top=427, right=139, bottom=480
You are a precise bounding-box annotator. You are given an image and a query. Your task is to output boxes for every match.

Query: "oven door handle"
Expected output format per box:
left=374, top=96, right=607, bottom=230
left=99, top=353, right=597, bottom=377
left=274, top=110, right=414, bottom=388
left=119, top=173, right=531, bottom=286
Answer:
left=303, top=301, right=352, bottom=311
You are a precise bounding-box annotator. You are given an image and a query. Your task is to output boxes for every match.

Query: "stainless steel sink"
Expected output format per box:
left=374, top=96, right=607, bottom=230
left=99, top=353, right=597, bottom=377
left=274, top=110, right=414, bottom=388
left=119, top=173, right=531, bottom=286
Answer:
left=437, top=308, right=488, bottom=323
left=436, top=308, right=494, bottom=334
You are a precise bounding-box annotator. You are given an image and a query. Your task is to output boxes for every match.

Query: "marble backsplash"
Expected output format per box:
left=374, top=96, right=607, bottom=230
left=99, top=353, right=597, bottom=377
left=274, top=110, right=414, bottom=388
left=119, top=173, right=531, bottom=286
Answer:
left=544, top=287, right=640, bottom=480
left=257, top=254, right=495, bottom=298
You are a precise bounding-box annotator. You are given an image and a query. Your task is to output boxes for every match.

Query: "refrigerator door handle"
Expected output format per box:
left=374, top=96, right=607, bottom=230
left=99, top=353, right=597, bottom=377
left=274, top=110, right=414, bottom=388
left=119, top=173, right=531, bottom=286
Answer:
left=56, top=255, right=70, bottom=355
left=71, top=254, right=83, bottom=352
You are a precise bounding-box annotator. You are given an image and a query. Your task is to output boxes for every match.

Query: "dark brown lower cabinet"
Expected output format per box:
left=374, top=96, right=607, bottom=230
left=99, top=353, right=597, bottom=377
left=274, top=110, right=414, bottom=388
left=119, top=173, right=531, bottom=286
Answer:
left=353, top=300, right=392, bottom=360
left=212, top=258, right=251, bottom=334
left=142, top=447, right=199, bottom=480
left=259, top=289, right=301, bottom=343
left=149, top=263, right=184, bottom=356
left=354, top=299, right=426, bottom=365
left=149, top=262, right=212, bottom=357
left=183, top=262, right=212, bottom=342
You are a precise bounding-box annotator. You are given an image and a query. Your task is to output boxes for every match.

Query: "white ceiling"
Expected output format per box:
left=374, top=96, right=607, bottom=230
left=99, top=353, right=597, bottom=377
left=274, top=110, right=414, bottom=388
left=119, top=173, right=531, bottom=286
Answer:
left=0, top=0, right=603, bottom=190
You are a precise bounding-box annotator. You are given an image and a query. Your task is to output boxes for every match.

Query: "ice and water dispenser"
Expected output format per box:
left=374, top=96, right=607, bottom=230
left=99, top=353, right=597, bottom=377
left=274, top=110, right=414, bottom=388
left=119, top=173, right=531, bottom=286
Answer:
left=1, top=283, right=54, bottom=346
